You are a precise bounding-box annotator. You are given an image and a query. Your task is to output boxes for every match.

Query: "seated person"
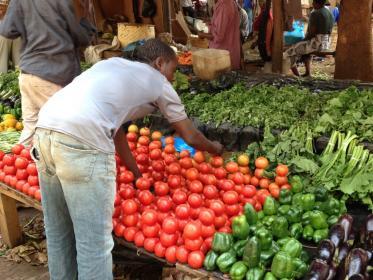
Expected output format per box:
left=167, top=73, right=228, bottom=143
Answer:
left=284, top=0, right=334, bottom=77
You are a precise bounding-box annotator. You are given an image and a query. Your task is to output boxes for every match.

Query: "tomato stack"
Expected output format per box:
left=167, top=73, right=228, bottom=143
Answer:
left=113, top=126, right=291, bottom=269
left=0, top=145, right=41, bottom=201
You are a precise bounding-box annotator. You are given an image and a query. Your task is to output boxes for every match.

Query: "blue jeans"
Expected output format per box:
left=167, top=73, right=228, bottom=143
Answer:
left=32, top=129, right=116, bottom=280
left=245, top=8, right=253, bottom=34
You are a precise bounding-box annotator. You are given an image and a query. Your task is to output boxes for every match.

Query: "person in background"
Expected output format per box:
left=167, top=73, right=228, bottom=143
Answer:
left=284, top=0, right=334, bottom=77
left=0, top=0, right=20, bottom=73
left=33, top=39, right=224, bottom=280
left=238, top=4, right=250, bottom=42
left=181, top=0, right=196, bottom=18
left=198, top=0, right=241, bottom=70
left=325, top=1, right=339, bottom=23
left=242, top=0, right=253, bottom=34
left=0, top=0, right=94, bottom=146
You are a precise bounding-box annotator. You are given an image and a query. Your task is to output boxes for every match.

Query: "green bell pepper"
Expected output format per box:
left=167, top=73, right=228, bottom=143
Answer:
left=289, top=223, right=303, bottom=240
left=339, top=201, right=347, bottom=214
left=271, top=252, right=295, bottom=279
left=249, top=224, right=263, bottom=235
left=301, top=211, right=312, bottom=226
left=263, top=272, right=277, bottom=280
left=256, top=228, right=273, bottom=250
left=327, top=215, right=339, bottom=226
left=299, top=250, right=310, bottom=263
left=321, top=198, right=340, bottom=216
left=233, top=240, right=249, bottom=257
left=314, top=201, right=323, bottom=211
left=233, top=215, right=250, bottom=240
left=302, top=225, right=314, bottom=241
left=289, top=175, right=303, bottom=194
left=292, top=193, right=303, bottom=207
left=313, top=228, right=329, bottom=243
left=278, top=205, right=290, bottom=216
left=244, top=203, right=258, bottom=225
left=314, top=186, right=328, bottom=202
left=262, top=215, right=276, bottom=228
left=292, top=258, right=308, bottom=279
left=246, top=267, right=265, bottom=280
left=216, top=250, right=237, bottom=273
left=212, top=233, right=234, bottom=254
left=257, top=211, right=265, bottom=221
left=286, top=207, right=302, bottom=224
left=263, top=196, right=277, bottom=216
left=230, top=261, right=248, bottom=280
left=243, top=236, right=261, bottom=269
left=301, top=194, right=315, bottom=211
left=281, top=238, right=302, bottom=258
left=277, top=237, right=291, bottom=247
left=310, top=210, right=328, bottom=229
left=279, top=189, right=292, bottom=205
left=272, top=216, right=289, bottom=239
left=260, top=242, right=279, bottom=267
left=203, top=251, right=219, bottom=271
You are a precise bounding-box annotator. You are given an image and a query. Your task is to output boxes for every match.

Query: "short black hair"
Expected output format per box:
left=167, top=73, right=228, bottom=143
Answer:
left=134, top=38, right=176, bottom=64
left=314, top=0, right=327, bottom=5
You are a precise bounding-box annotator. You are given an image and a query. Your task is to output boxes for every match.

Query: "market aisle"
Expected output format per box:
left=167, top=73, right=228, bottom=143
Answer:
left=0, top=259, right=49, bottom=280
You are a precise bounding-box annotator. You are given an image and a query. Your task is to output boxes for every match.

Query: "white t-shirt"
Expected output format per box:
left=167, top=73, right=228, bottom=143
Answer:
left=37, top=58, right=187, bottom=153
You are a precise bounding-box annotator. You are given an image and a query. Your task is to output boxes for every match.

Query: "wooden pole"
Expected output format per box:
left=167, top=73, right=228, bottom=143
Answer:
left=272, top=0, right=284, bottom=73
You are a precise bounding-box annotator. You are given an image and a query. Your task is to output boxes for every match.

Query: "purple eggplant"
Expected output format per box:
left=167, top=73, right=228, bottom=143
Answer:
left=338, top=214, right=353, bottom=242
left=326, top=262, right=337, bottom=280
left=345, top=248, right=369, bottom=278
left=337, top=242, right=352, bottom=265
left=305, top=259, right=330, bottom=280
left=318, top=240, right=336, bottom=264
left=329, top=224, right=345, bottom=249
left=366, top=214, right=373, bottom=232
left=348, top=274, right=366, bottom=280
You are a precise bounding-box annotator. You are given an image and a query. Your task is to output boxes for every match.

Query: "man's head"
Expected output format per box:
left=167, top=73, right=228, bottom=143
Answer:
left=313, top=0, right=327, bottom=9
left=134, top=38, right=178, bottom=82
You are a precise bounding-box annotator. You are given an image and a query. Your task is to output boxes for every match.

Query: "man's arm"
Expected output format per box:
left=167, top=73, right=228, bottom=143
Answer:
left=114, top=128, right=142, bottom=179
left=0, top=0, right=21, bottom=39
left=171, top=119, right=223, bottom=155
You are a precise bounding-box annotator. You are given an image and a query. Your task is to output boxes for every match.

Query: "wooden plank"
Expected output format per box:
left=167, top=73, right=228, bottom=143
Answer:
left=0, top=183, right=42, bottom=211
left=272, top=0, right=284, bottom=73
left=0, top=193, right=22, bottom=248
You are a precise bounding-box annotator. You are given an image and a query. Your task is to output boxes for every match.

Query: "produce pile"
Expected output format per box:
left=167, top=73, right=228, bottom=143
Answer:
left=181, top=85, right=373, bottom=142
left=0, top=70, right=22, bottom=123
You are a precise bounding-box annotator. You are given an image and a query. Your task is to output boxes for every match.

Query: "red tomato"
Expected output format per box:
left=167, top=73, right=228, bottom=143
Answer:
left=254, top=202, right=262, bottom=211
left=176, top=246, right=189, bottom=264
left=152, top=171, right=164, bottom=182
left=137, top=190, right=154, bottom=205
left=14, top=157, right=28, bottom=170
left=193, top=151, right=205, bottom=164
left=214, top=167, right=227, bottom=180
left=230, top=172, right=244, bottom=185
left=188, top=180, right=203, bottom=193
left=134, top=231, right=145, bottom=247
left=183, top=221, right=202, bottom=240
left=154, top=182, right=169, bottom=196
left=9, top=176, right=17, bottom=188
left=4, top=165, right=16, bottom=176
left=188, top=251, right=205, bottom=269
left=214, top=215, right=227, bottom=229
left=219, top=179, right=235, bottom=191
left=27, top=175, right=39, bottom=186
left=255, top=157, right=269, bottom=169
left=165, top=246, right=177, bottom=263
left=142, top=224, right=160, bottom=238
left=157, top=212, right=169, bottom=224
left=26, top=163, right=38, bottom=176
left=210, top=156, right=223, bottom=168
left=225, top=162, right=239, bottom=173
left=20, top=183, right=28, bottom=194
left=276, top=164, right=289, bottom=176
left=256, top=189, right=270, bottom=205
left=160, top=232, right=178, bottom=247
left=223, top=191, right=239, bottom=205
left=175, top=204, right=190, bottom=219
left=34, top=189, right=41, bottom=201
left=164, top=154, right=177, bottom=165
left=172, top=190, right=187, bottom=205
left=149, top=141, right=162, bottom=150
left=119, top=171, right=135, bottom=184
left=189, top=207, right=201, bottom=220
left=144, top=238, right=158, bottom=253
left=241, top=185, right=255, bottom=198
left=281, top=183, right=292, bottom=190
left=250, top=176, right=260, bottom=187
left=136, top=153, right=149, bottom=165
left=124, top=227, right=138, bottom=242
left=204, top=174, right=218, bottom=186
left=179, top=150, right=190, bottom=158
left=138, top=136, right=150, bottom=146
left=15, top=180, right=26, bottom=191
left=0, top=171, right=5, bottom=182
left=243, top=174, right=252, bottom=184
left=197, top=162, right=212, bottom=174
left=226, top=204, right=240, bottom=217
left=122, top=214, right=139, bottom=227
left=157, top=197, right=172, bottom=212
left=151, top=160, right=165, bottom=172
left=141, top=210, right=158, bottom=226
left=259, top=178, right=270, bottom=189
left=184, top=237, right=203, bottom=251
left=203, top=185, right=219, bottom=199
left=219, top=226, right=232, bottom=233
left=119, top=185, right=135, bottom=199
left=126, top=132, right=138, bottom=142
left=20, top=149, right=31, bottom=160
left=162, top=217, right=178, bottom=234
left=121, top=199, right=138, bottom=215
left=204, top=237, right=213, bottom=250
left=201, top=224, right=216, bottom=238
left=3, top=154, right=15, bottom=166
left=154, top=242, right=167, bottom=258
left=185, top=168, right=199, bottom=181
left=135, top=178, right=151, bottom=190
left=209, top=200, right=225, bottom=216
left=180, top=157, right=193, bottom=169
left=168, top=162, right=181, bottom=175
left=198, top=208, right=216, bottom=226
left=188, top=193, right=203, bottom=208
left=11, top=144, right=24, bottom=155
left=112, top=206, right=121, bottom=218
left=149, top=149, right=162, bottom=160
left=254, top=168, right=264, bottom=179
left=275, top=176, right=288, bottom=186
left=0, top=150, right=4, bottom=161
left=114, top=223, right=126, bottom=237
left=178, top=219, right=188, bottom=232
left=167, top=175, right=181, bottom=189
left=4, top=175, right=11, bottom=185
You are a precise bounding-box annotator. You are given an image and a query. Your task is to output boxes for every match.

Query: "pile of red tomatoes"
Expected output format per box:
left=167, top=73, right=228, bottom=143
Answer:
left=113, top=126, right=291, bottom=269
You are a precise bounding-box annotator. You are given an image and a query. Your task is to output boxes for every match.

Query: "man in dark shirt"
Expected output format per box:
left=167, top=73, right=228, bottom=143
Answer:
left=0, top=0, right=94, bottom=146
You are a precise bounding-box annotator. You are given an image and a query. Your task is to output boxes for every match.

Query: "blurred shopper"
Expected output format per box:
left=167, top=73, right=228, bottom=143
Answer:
left=243, top=0, right=254, bottom=34
left=181, top=0, right=196, bottom=18
left=0, top=0, right=94, bottom=146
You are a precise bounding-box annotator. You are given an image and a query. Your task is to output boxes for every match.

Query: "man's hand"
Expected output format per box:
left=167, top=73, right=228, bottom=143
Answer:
left=212, top=141, right=224, bottom=155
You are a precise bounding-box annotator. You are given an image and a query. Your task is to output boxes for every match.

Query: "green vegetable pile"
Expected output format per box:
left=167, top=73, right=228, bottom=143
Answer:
left=0, top=70, right=22, bottom=119
left=204, top=189, right=346, bottom=280
left=0, top=131, right=21, bottom=152
left=181, top=85, right=373, bottom=142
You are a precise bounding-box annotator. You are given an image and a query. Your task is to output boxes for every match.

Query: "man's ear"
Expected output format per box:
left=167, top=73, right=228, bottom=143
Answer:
left=154, top=57, right=164, bottom=70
